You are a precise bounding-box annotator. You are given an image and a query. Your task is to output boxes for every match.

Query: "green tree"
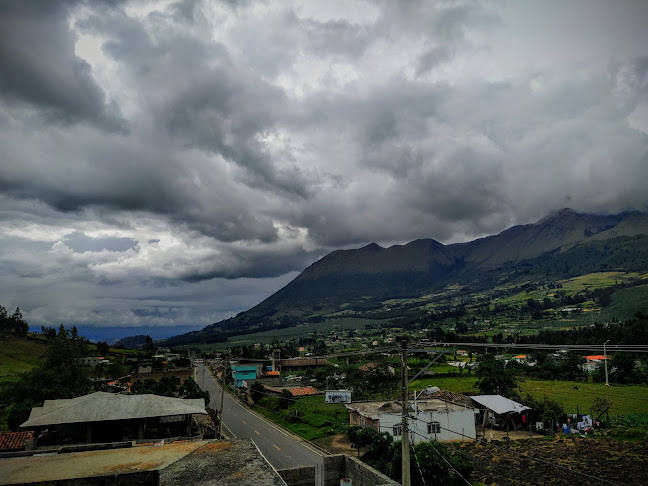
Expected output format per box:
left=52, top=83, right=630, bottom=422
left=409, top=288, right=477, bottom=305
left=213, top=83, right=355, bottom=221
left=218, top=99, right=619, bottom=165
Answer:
left=610, top=351, right=638, bottom=384
left=179, top=377, right=210, bottom=406
left=474, top=354, right=520, bottom=397
left=541, top=397, right=565, bottom=434
left=279, top=389, right=293, bottom=409
left=104, top=362, right=129, bottom=379
left=560, top=352, right=586, bottom=381
left=250, top=381, right=265, bottom=403
left=0, top=326, right=91, bottom=430
left=409, top=441, right=473, bottom=486
left=348, top=426, right=383, bottom=458
left=359, top=433, right=473, bottom=486
left=96, top=341, right=110, bottom=356
left=354, top=428, right=394, bottom=472
left=144, top=335, right=154, bottom=352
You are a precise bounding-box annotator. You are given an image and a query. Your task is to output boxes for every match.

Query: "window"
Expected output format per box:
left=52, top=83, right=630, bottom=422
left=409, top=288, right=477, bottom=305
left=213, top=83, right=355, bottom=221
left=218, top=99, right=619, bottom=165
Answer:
left=393, top=424, right=402, bottom=436
left=428, top=422, right=440, bottom=435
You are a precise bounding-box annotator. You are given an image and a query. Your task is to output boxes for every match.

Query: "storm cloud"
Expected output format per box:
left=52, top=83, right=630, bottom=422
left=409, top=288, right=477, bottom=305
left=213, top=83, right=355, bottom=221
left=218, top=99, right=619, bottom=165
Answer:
left=1, top=0, right=647, bottom=336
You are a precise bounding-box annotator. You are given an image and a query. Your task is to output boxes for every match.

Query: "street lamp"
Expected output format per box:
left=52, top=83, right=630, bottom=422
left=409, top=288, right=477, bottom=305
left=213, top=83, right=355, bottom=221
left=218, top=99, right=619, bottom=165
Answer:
left=604, top=340, right=610, bottom=387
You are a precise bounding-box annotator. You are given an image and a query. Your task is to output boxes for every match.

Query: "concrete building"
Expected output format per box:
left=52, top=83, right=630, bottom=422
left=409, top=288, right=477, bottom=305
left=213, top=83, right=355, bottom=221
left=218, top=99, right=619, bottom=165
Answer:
left=20, top=392, right=206, bottom=447
left=346, top=398, right=478, bottom=443
left=231, top=363, right=258, bottom=387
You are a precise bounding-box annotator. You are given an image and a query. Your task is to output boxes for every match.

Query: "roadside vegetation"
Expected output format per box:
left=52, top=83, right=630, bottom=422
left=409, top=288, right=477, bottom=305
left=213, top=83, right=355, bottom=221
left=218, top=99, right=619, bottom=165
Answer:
left=251, top=394, right=349, bottom=440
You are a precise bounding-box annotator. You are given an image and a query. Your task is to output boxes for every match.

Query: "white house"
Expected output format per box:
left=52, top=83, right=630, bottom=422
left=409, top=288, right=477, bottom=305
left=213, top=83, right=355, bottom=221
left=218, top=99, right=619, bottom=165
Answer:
left=581, top=355, right=609, bottom=372
left=346, top=398, right=478, bottom=443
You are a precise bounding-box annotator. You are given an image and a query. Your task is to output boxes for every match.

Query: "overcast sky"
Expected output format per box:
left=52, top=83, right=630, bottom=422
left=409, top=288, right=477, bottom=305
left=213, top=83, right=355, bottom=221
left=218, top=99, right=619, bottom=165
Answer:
left=1, top=0, right=647, bottom=339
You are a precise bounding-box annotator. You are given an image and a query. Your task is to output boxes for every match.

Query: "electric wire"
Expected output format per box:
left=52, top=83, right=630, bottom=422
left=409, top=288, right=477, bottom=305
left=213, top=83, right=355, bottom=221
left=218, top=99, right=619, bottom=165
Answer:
left=408, top=434, right=427, bottom=486
left=408, top=429, right=472, bottom=486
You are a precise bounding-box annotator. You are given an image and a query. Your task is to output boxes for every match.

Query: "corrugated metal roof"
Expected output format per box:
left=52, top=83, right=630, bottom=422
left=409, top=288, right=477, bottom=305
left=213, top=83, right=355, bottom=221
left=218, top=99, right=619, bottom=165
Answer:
left=471, top=395, right=530, bottom=414
left=21, top=392, right=206, bottom=428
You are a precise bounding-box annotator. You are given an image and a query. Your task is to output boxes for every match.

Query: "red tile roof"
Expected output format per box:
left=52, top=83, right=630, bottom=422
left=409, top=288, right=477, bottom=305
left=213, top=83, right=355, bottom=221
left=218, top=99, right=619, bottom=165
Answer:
left=0, top=431, right=34, bottom=451
left=288, top=386, right=321, bottom=397
left=584, top=355, right=608, bottom=361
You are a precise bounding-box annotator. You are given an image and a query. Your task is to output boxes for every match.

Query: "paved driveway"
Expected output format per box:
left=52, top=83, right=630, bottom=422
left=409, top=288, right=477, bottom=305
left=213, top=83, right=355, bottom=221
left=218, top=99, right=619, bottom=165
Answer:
left=196, top=364, right=324, bottom=470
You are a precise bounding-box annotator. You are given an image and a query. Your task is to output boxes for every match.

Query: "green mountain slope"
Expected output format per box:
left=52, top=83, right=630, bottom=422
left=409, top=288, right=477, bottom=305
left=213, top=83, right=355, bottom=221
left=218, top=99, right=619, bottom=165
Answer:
left=166, top=209, right=648, bottom=345
left=0, top=333, right=48, bottom=383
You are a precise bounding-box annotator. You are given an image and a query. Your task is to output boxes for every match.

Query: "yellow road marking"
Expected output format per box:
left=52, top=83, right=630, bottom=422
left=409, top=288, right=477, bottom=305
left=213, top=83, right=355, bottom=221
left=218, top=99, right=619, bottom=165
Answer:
left=254, top=430, right=260, bottom=435
left=242, top=420, right=247, bottom=425
left=273, top=444, right=281, bottom=450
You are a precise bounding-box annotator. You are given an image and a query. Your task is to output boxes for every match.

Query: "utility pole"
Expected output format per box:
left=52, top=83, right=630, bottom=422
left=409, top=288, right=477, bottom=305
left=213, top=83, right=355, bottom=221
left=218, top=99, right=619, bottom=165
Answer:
left=401, top=340, right=411, bottom=486
left=219, top=358, right=228, bottom=439
left=604, top=340, right=610, bottom=387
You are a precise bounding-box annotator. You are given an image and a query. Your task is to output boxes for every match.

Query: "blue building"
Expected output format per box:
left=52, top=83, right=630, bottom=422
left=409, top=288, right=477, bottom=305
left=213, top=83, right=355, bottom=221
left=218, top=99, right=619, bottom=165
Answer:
left=231, top=364, right=257, bottom=387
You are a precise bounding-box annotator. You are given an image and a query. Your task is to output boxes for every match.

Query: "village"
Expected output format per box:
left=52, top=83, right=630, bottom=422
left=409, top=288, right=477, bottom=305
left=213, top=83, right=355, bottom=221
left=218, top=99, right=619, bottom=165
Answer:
left=2, top=324, right=647, bottom=485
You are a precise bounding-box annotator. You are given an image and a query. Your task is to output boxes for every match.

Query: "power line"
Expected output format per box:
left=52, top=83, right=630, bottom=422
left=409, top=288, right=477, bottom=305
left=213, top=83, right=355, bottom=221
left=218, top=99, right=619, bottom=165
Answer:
left=408, top=435, right=427, bottom=486
left=408, top=429, right=472, bottom=486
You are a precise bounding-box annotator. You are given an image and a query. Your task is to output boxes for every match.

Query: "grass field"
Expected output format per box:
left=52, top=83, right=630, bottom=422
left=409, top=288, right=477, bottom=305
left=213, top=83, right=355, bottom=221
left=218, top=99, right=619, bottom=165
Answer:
left=564, top=284, right=648, bottom=327
left=193, top=317, right=391, bottom=351
left=518, top=380, right=648, bottom=415
left=492, top=272, right=647, bottom=311
left=252, top=394, right=349, bottom=440
left=408, top=374, right=648, bottom=416
left=0, top=333, right=47, bottom=383
left=0, top=332, right=141, bottom=386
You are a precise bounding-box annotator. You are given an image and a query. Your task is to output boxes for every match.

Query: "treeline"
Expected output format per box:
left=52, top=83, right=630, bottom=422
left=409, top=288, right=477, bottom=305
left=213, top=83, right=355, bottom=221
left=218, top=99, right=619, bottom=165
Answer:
left=520, top=313, right=648, bottom=346
left=0, top=305, right=29, bottom=335
left=1, top=325, right=92, bottom=430
left=131, top=376, right=210, bottom=406
left=425, top=313, right=648, bottom=347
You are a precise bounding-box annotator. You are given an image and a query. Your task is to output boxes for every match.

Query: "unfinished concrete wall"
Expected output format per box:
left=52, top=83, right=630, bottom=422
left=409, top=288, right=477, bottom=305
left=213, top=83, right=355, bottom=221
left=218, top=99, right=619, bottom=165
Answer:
left=277, top=465, right=315, bottom=486
left=278, top=455, right=398, bottom=486
left=24, top=471, right=158, bottom=486
left=336, top=455, right=399, bottom=486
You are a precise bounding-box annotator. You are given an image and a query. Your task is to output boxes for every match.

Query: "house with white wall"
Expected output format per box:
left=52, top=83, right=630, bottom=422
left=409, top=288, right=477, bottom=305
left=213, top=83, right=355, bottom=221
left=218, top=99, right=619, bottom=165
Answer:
left=346, top=398, right=478, bottom=443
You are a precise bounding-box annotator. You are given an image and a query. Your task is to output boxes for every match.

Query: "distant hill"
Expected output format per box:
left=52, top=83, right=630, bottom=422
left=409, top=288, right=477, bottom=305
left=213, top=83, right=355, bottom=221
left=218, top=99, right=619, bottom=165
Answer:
left=114, top=334, right=149, bottom=349
left=0, top=333, right=48, bottom=383
left=166, top=209, right=648, bottom=345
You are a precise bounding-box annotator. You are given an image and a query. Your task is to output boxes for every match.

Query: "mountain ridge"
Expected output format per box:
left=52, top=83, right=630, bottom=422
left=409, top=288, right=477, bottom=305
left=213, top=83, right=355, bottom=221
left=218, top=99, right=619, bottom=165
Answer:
left=166, top=208, right=648, bottom=345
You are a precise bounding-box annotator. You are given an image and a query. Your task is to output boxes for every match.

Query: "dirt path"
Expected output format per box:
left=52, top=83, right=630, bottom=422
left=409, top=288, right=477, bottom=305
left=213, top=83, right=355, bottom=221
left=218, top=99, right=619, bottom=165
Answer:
left=310, top=434, right=356, bottom=455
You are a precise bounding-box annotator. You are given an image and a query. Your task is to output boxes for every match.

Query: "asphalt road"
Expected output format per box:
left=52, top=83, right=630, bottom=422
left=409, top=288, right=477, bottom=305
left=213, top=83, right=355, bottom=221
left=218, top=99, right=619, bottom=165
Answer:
left=195, top=364, right=324, bottom=471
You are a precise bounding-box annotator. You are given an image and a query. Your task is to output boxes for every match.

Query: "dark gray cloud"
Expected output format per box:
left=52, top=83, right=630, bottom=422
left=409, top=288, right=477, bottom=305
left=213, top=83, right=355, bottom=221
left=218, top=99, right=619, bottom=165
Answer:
left=0, top=0, right=127, bottom=132
left=1, top=0, right=647, bottom=335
